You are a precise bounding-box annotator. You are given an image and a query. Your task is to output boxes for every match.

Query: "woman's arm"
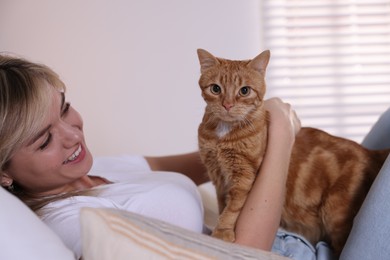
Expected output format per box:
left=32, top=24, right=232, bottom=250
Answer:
left=145, top=152, right=209, bottom=186
left=234, top=98, right=301, bottom=251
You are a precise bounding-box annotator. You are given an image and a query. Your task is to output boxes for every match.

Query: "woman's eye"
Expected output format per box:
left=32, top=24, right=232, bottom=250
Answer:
left=39, top=133, right=52, bottom=150
left=210, top=84, right=221, bottom=95
left=239, top=86, right=251, bottom=96
left=61, top=102, right=70, bottom=116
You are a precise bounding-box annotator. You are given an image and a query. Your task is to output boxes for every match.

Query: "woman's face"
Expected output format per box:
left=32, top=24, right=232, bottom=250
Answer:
left=2, top=86, right=93, bottom=195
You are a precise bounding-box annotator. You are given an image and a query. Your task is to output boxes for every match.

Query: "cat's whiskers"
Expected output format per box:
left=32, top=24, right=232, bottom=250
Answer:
left=236, top=116, right=255, bottom=134
left=244, top=118, right=253, bottom=130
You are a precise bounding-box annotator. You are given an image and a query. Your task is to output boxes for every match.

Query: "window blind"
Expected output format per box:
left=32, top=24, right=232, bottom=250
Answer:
left=261, top=0, right=390, bottom=143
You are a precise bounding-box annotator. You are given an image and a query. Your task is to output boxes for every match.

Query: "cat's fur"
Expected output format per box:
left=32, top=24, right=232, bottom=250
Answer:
left=197, top=48, right=390, bottom=257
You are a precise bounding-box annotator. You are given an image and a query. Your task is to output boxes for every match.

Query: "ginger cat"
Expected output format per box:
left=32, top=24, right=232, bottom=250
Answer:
left=197, top=48, right=390, bottom=257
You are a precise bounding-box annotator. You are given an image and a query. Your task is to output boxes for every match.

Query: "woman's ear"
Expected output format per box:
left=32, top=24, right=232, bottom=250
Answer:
left=1, top=173, right=13, bottom=188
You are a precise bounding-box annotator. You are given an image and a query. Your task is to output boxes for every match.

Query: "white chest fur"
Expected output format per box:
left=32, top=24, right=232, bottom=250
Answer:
left=216, top=122, right=232, bottom=138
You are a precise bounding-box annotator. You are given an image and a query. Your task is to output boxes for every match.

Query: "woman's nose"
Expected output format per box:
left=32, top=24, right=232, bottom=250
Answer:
left=58, top=121, right=81, bottom=147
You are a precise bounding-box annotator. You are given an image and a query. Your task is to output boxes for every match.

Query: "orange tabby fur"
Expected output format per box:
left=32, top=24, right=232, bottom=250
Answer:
left=197, top=49, right=390, bottom=257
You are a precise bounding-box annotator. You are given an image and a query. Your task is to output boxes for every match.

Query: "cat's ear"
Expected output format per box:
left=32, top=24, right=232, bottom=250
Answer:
left=197, top=49, right=220, bottom=73
left=248, top=50, right=271, bottom=75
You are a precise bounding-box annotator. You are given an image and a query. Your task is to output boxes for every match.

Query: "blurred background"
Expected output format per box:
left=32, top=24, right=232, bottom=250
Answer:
left=1, top=0, right=390, bottom=157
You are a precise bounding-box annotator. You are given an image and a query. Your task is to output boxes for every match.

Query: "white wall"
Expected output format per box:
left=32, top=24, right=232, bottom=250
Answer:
left=0, top=0, right=261, bottom=156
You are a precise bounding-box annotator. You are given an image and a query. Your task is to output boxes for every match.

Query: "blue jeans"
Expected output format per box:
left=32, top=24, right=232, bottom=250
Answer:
left=272, top=229, right=333, bottom=260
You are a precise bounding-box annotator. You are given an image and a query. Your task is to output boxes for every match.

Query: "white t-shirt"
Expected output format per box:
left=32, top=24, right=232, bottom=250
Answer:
left=41, top=155, right=205, bottom=259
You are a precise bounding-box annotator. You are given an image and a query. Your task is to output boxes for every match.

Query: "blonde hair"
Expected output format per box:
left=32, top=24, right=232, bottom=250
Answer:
left=0, top=54, right=67, bottom=210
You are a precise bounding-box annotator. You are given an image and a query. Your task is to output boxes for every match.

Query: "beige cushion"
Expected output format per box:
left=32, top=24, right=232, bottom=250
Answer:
left=80, top=207, right=290, bottom=260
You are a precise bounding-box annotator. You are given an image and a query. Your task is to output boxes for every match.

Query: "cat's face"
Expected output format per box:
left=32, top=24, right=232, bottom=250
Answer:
left=197, top=49, right=270, bottom=123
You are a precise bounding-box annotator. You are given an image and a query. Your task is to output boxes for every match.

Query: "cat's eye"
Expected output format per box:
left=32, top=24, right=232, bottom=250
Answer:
left=239, top=86, right=251, bottom=96
left=210, top=84, right=222, bottom=95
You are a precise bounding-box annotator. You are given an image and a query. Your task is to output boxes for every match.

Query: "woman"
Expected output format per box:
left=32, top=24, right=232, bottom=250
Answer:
left=0, top=54, right=299, bottom=259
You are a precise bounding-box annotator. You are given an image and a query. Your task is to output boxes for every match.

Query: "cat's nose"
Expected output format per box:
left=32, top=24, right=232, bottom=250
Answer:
left=223, top=103, right=234, bottom=111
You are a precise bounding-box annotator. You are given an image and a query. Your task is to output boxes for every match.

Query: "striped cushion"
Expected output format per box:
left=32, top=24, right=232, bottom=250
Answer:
left=80, top=207, right=290, bottom=260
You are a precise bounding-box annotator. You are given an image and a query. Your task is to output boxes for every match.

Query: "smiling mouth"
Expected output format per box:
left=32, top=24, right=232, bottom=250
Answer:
left=63, top=145, right=82, bottom=164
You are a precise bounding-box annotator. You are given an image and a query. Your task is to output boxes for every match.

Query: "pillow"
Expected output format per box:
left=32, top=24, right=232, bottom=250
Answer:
left=0, top=187, right=75, bottom=260
left=80, top=207, right=290, bottom=260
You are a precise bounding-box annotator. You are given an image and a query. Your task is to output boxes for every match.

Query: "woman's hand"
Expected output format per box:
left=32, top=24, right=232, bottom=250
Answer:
left=264, top=97, right=301, bottom=146
left=234, top=97, right=301, bottom=251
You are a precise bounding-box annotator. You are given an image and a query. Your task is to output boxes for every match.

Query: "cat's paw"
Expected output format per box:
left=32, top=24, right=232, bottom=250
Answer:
left=212, top=228, right=235, bottom=242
